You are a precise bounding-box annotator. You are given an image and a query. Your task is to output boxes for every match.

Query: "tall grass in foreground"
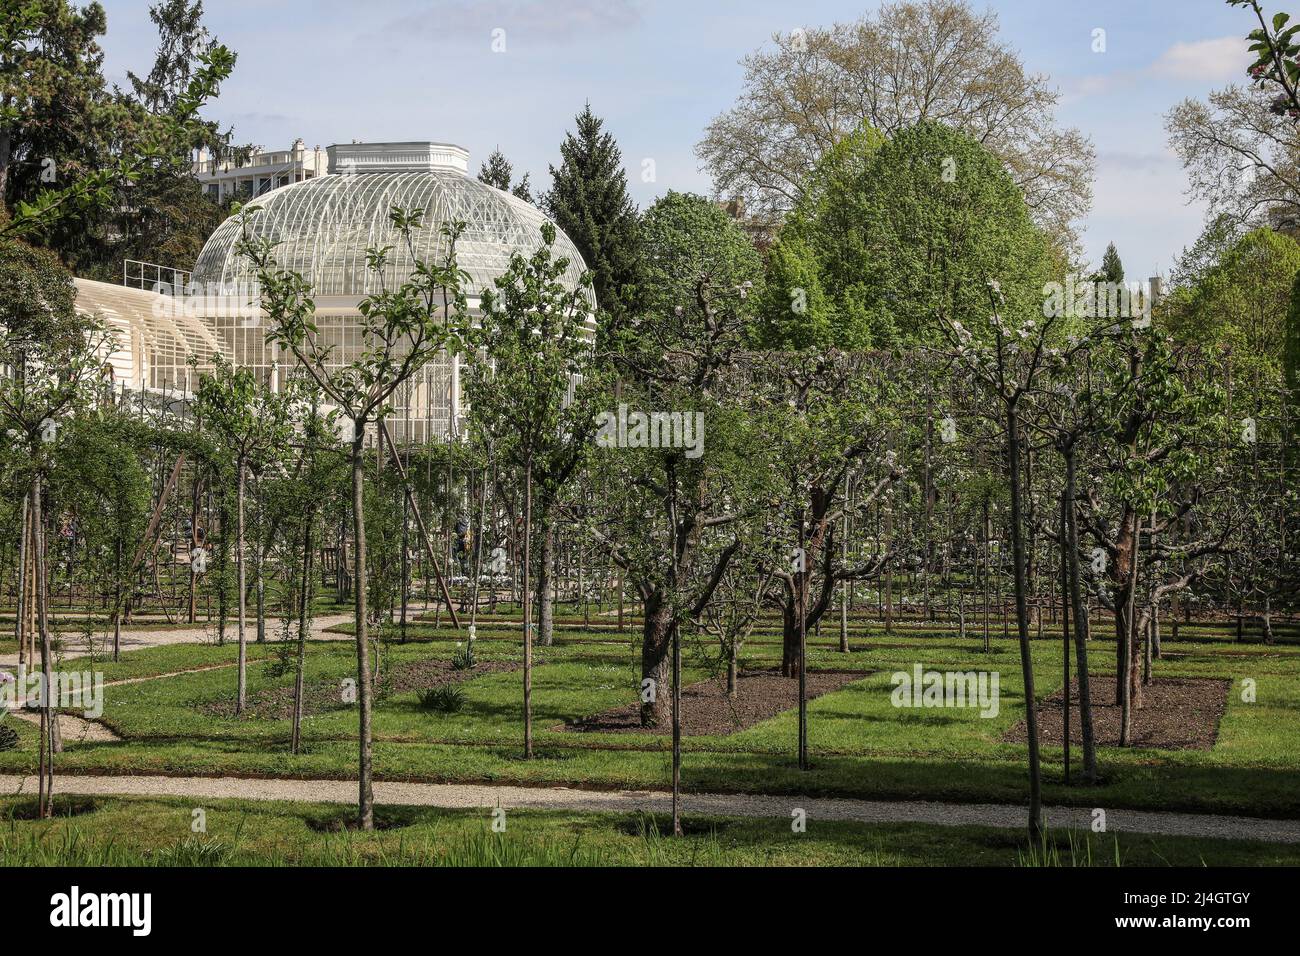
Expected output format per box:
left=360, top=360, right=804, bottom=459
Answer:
left=0, top=815, right=726, bottom=867
left=1016, top=826, right=1129, bottom=867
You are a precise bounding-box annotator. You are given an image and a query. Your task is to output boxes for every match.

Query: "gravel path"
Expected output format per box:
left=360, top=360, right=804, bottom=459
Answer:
left=0, top=614, right=353, bottom=669
left=2, top=772, right=1297, bottom=844
left=4, top=711, right=121, bottom=743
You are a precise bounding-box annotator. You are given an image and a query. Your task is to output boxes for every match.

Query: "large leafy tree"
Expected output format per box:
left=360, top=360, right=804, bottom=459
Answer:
left=782, top=119, right=1054, bottom=349
left=543, top=105, right=643, bottom=335
left=1168, top=227, right=1300, bottom=375
left=753, top=124, right=883, bottom=349
left=1, top=0, right=234, bottom=268
left=697, top=0, right=1094, bottom=242
left=588, top=192, right=763, bottom=729
left=0, top=1, right=110, bottom=211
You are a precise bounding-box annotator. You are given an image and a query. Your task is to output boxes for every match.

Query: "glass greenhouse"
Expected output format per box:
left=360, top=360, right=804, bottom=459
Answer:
left=77, top=142, right=594, bottom=443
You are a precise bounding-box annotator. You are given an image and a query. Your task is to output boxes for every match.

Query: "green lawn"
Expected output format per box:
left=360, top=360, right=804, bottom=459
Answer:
left=2, top=794, right=1296, bottom=866
left=2, top=611, right=1298, bottom=820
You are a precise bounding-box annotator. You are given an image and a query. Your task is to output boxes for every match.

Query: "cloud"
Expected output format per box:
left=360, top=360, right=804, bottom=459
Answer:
left=379, top=0, right=641, bottom=44
left=1150, top=36, right=1250, bottom=83
left=1062, top=35, right=1252, bottom=105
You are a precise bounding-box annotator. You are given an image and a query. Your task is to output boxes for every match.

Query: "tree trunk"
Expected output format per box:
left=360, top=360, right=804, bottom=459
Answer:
left=32, top=477, right=56, bottom=817
left=1006, top=402, right=1042, bottom=842
left=671, top=618, right=683, bottom=836
left=521, top=458, right=534, bottom=758
left=1060, top=486, right=1071, bottom=786
left=797, top=512, right=809, bottom=770
left=640, top=590, right=673, bottom=727
left=839, top=500, right=850, bottom=652
left=537, top=511, right=554, bottom=647
left=351, top=430, right=375, bottom=829
left=1064, top=448, right=1097, bottom=783
left=291, top=508, right=314, bottom=755
left=113, top=538, right=122, bottom=662
left=235, top=458, right=247, bottom=714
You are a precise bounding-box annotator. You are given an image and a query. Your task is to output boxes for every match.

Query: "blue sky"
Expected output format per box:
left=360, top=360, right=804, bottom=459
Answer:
left=93, top=0, right=1257, bottom=278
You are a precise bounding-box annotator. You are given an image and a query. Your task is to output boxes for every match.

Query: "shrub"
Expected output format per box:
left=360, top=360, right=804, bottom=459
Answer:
left=418, top=684, right=465, bottom=713
left=451, top=644, right=476, bottom=670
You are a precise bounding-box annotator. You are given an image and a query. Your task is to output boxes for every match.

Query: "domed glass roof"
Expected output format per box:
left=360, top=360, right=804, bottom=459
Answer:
left=192, top=169, right=593, bottom=307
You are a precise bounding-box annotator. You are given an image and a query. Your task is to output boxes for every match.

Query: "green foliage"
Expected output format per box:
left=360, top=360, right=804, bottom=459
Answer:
left=0, top=721, right=17, bottom=752
left=477, top=147, right=532, bottom=202
left=1284, top=269, right=1300, bottom=463
left=761, top=120, right=1049, bottom=349
left=0, top=239, right=110, bottom=457
left=418, top=684, right=465, bottom=713
left=854, top=120, right=1051, bottom=345
left=1168, top=227, right=1300, bottom=374
left=1237, top=0, right=1300, bottom=118
left=1098, top=242, right=1125, bottom=283
left=544, top=105, right=644, bottom=331
left=755, top=124, right=883, bottom=349
left=634, top=190, right=762, bottom=356
left=47, top=407, right=152, bottom=607
left=466, top=220, right=600, bottom=506
left=1, top=0, right=235, bottom=244
left=194, top=354, right=294, bottom=471
left=752, top=229, right=831, bottom=349
left=451, top=644, right=476, bottom=670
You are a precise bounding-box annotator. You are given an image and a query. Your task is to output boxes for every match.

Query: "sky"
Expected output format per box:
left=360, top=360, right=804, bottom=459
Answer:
left=91, top=0, right=1259, bottom=279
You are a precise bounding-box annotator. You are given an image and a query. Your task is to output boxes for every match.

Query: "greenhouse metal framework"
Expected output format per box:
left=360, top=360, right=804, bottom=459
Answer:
left=73, top=142, right=595, bottom=443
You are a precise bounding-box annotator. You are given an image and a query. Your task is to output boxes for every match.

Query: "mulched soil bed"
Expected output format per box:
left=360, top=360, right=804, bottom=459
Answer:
left=560, top=669, right=867, bottom=737
left=1004, top=675, right=1229, bottom=751
left=199, top=657, right=519, bottom=721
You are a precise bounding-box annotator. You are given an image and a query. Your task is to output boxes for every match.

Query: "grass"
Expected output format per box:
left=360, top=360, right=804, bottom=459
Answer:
left=1, top=794, right=1296, bottom=866
left=2, top=610, right=1298, bottom=821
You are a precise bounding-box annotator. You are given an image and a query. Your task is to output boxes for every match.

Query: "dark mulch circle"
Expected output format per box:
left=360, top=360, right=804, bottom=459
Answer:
left=615, top=815, right=735, bottom=837
left=1004, top=675, right=1229, bottom=751
left=199, top=657, right=519, bottom=721
left=305, top=805, right=430, bottom=832
left=560, top=669, right=868, bottom=737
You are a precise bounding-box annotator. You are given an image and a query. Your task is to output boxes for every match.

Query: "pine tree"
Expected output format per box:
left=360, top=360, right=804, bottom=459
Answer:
left=511, top=172, right=532, bottom=204
left=543, top=104, right=643, bottom=328
left=477, top=148, right=514, bottom=191
left=478, top=148, right=534, bottom=204
left=1099, top=242, right=1125, bottom=283
left=128, top=0, right=215, bottom=116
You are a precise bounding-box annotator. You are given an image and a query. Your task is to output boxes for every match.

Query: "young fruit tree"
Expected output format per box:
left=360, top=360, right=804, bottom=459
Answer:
left=241, top=206, right=468, bottom=830
left=195, top=355, right=292, bottom=715
left=465, top=221, right=599, bottom=758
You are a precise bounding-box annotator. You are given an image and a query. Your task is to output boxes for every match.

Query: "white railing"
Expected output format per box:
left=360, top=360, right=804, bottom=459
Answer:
left=123, top=260, right=191, bottom=293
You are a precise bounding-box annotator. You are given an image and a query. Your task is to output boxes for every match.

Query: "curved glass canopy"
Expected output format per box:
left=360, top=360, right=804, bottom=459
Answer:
left=192, top=170, right=593, bottom=306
